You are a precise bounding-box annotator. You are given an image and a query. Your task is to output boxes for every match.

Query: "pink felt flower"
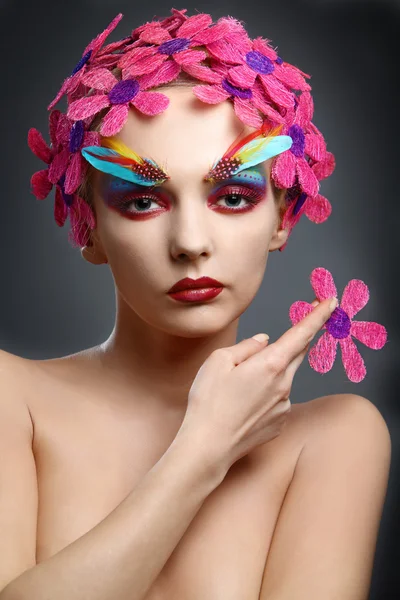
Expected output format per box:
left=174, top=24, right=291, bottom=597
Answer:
left=48, top=13, right=124, bottom=111
left=28, top=111, right=100, bottom=197
left=28, top=110, right=97, bottom=245
left=67, top=67, right=169, bottom=136
left=289, top=267, right=388, bottom=383
left=119, top=14, right=243, bottom=90
left=226, top=37, right=311, bottom=107
left=279, top=148, right=335, bottom=251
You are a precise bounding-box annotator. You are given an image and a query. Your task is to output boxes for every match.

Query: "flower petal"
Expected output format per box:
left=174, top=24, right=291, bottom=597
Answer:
left=81, top=67, right=118, bottom=92
left=228, top=65, right=256, bottom=88
left=31, top=169, right=53, bottom=200
left=260, top=73, right=294, bottom=108
left=305, top=132, right=326, bottom=162
left=181, top=62, right=222, bottom=84
left=252, top=37, right=278, bottom=61
left=192, top=21, right=232, bottom=45
left=176, top=13, right=212, bottom=38
left=124, top=53, right=167, bottom=78
left=173, top=49, right=206, bottom=65
left=312, top=151, right=336, bottom=180
left=82, top=12, right=123, bottom=57
left=55, top=113, right=73, bottom=146
left=289, top=300, right=314, bottom=325
left=118, top=46, right=156, bottom=70
left=139, top=24, right=172, bottom=44
left=100, top=104, right=129, bottom=136
left=206, top=21, right=252, bottom=63
left=310, top=267, right=337, bottom=300
left=339, top=336, right=367, bottom=383
left=49, top=109, right=61, bottom=148
left=296, top=157, right=320, bottom=197
left=27, top=128, right=52, bottom=164
left=295, top=91, right=314, bottom=127
left=309, top=331, right=338, bottom=373
left=64, top=151, right=86, bottom=194
left=233, top=97, right=262, bottom=128
left=251, top=81, right=285, bottom=124
left=340, top=279, right=370, bottom=318
left=54, top=185, right=68, bottom=227
left=274, top=62, right=311, bottom=91
left=304, top=193, right=332, bottom=224
left=138, top=60, right=181, bottom=89
left=48, top=148, right=70, bottom=184
left=192, top=84, right=230, bottom=104
left=271, top=150, right=297, bottom=188
left=131, top=91, right=170, bottom=115
left=351, top=321, right=388, bottom=350
left=68, top=94, right=110, bottom=121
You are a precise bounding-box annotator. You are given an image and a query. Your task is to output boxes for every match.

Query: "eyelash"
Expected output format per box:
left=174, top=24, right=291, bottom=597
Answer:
left=110, top=185, right=265, bottom=218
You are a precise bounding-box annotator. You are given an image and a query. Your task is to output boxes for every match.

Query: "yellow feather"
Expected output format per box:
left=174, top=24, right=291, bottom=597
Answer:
left=101, top=137, right=145, bottom=165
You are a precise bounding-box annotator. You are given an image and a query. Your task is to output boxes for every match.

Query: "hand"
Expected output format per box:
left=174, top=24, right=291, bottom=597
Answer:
left=181, top=296, right=337, bottom=472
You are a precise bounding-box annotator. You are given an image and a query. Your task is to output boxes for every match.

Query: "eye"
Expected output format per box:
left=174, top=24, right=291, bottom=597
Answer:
left=211, top=185, right=265, bottom=213
left=111, top=184, right=265, bottom=216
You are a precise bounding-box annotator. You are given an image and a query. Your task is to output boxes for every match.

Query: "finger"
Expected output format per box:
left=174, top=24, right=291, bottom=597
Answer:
left=222, top=334, right=269, bottom=367
left=260, top=296, right=337, bottom=369
left=285, top=341, right=310, bottom=380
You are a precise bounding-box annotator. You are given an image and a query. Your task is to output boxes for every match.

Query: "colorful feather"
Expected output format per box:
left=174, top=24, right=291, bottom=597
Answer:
left=205, top=124, right=293, bottom=183
left=81, top=137, right=169, bottom=186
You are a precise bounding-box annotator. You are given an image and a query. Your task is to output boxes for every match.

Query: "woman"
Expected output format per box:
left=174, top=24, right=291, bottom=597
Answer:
left=0, top=9, right=391, bottom=600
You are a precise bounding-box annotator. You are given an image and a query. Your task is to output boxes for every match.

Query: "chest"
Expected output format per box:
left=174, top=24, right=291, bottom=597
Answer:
left=30, top=390, right=299, bottom=600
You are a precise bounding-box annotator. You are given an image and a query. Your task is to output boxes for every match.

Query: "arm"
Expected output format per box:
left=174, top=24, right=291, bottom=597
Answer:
left=1, top=420, right=226, bottom=600
left=258, top=394, right=392, bottom=600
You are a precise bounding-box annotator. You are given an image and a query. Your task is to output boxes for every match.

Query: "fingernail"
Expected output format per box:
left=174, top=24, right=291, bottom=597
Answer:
left=311, top=300, right=319, bottom=307
left=252, top=333, right=269, bottom=342
left=329, top=297, right=338, bottom=311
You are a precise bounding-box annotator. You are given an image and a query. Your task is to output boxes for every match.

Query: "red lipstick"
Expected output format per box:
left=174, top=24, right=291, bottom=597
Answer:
left=167, top=277, right=224, bottom=303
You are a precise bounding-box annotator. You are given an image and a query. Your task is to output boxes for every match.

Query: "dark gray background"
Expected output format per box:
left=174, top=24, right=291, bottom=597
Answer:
left=1, top=0, right=399, bottom=597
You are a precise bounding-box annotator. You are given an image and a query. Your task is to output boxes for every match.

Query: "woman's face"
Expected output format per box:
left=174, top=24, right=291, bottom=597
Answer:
left=86, top=86, right=288, bottom=338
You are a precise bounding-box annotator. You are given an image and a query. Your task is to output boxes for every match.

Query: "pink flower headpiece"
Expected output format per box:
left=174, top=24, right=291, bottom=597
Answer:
left=28, top=9, right=335, bottom=248
left=289, top=268, right=388, bottom=383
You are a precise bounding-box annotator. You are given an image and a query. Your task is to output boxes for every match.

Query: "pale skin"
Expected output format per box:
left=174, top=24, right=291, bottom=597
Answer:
left=0, top=86, right=391, bottom=600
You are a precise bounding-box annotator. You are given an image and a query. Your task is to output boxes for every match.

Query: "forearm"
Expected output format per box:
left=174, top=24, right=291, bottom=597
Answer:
left=1, top=430, right=226, bottom=600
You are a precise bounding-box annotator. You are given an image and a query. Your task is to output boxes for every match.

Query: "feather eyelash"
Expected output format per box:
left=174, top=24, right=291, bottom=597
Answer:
left=81, top=137, right=169, bottom=186
left=205, top=124, right=293, bottom=183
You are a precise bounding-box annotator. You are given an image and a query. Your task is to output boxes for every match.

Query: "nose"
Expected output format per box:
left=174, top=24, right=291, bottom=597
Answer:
left=169, top=197, right=213, bottom=262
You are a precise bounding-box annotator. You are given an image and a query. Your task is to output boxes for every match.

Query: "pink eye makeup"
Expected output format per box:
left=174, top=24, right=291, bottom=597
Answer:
left=101, top=165, right=268, bottom=220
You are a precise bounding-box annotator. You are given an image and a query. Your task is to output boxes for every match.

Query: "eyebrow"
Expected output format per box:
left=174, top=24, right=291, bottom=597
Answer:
left=93, top=130, right=270, bottom=189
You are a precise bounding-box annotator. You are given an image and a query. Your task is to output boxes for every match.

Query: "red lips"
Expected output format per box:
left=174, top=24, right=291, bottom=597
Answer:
left=168, top=276, right=224, bottom=294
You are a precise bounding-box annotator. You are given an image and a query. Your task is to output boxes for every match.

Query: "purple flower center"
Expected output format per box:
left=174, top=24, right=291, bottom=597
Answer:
left=69, top=120, right=85, bottom=153
left=293, top=192, right=308, bottom=216
left=109, top=79, right=140, bottom=104
left=245, top=51, right=275, bottom=75
left=325, top=307, right=351, bottom=339
left=158, top=38, right=190, bottom=55
left=71, top=50, right=92, bottom=76
left=222, top=78, right=252, bottom=99
left=288, top=124, right=305, bottom=157
left=58, top=175, right=74, bottom=207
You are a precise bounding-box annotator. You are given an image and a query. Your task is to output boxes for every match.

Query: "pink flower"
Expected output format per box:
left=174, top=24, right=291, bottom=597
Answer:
left=67, top=68, right=169, bottom=136
left=289, top=267, right=388, bottom=383
left=28, top=112, right=100, bottom=197
left=48, top=13, right=124, bottom=111
left=225, top=37, right=311, bottom=107
left=28, top=110, right=97, bottom=246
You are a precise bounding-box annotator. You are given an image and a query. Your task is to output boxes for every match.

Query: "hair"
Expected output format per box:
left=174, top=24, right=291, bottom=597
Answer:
left=76, top=68, right=289, bottom=233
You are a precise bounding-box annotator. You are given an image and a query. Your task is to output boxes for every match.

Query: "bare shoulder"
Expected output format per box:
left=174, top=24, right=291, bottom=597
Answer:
left=0, top=349, right=35, bottom=436
left=293, top=393, right=391, bottom=450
